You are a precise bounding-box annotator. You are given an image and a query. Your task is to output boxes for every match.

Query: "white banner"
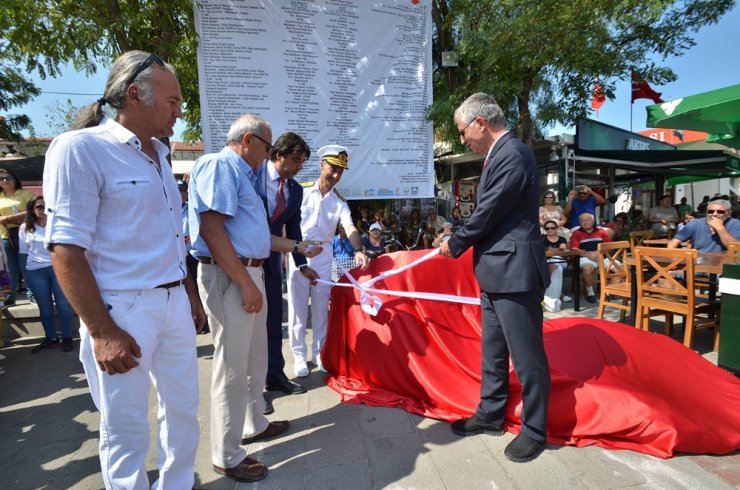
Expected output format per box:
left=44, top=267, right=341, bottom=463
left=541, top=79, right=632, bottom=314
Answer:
left=193, top=0, right=434, bottom=199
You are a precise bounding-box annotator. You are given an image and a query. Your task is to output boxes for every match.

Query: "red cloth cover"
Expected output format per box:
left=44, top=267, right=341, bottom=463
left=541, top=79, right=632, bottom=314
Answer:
left=323, top=249, right=740, bottom=458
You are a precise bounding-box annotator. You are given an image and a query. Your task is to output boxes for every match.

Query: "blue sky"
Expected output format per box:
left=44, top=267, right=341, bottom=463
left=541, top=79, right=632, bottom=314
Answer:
left=13, top=4, right=740, bottom=140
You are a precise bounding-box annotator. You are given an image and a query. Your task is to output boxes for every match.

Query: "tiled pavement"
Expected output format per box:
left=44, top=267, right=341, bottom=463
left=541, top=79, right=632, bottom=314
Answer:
left=1, top=295, right=738, bottom=489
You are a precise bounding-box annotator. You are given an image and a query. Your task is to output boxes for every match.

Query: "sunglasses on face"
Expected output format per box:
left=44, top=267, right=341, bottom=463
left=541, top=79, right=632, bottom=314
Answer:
left=0, top=176, right=14, bottom=182
left=544, top=196, right=554, bottom=199
left=545, top=227, right=557, bottom=230
left=578, top=192, right=588, bottom=195
left=706, top=209, right=726, bottom=214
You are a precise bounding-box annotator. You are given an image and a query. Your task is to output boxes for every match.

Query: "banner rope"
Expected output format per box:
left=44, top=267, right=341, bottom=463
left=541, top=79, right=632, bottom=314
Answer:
left=317, top=249, right=481, bottom=316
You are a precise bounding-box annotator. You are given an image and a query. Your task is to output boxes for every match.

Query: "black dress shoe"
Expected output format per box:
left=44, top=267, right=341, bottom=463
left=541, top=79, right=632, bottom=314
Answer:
left=451, top=416, right=504, bottom=437
left=504, top=432, right=547, bottom=462
left=265, top=372, right=307, bottom=394
left=263, top=395, right=274, bottom=415
left=586, top=295, right=597, bottom=304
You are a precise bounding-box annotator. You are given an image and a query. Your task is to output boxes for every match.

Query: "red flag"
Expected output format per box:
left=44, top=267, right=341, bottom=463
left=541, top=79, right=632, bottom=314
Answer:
left=591, top=83, right=606, bottom=109
left=631, top=71, right=663, bottom=104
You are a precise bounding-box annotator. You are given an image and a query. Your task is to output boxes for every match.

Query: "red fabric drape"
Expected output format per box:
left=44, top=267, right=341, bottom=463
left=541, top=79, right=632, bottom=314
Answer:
left=323, top=249, right=740, bottom=458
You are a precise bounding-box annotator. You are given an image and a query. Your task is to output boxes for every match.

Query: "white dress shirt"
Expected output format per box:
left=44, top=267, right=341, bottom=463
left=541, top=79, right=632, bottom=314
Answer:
left=43, top=117, right=187, bottom=290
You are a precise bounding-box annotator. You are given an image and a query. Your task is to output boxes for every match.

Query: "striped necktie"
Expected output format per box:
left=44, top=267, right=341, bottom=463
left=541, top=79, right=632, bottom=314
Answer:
left=270, top=178, right=286, bottom=223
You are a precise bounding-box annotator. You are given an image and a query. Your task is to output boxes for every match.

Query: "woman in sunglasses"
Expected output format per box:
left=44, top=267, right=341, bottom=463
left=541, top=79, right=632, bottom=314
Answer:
left=18, top=196, right=74, bottom=353
left=542, top=219, right=571, bottom=312
left=0, top=168, right=36, bottom=306
left=539, top=191, right=568, bottom=240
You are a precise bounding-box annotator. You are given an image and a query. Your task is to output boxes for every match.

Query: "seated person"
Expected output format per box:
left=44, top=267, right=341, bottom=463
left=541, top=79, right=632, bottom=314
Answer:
left=355, top=207, right=371, bottom=234
left=362, top=223, right=390, bottom=259
left=542, top=219, right=571, bottom=312
left=422, top=208, right=447, bottom=248
left=449, top=206, right=465, bottom=228
left=432, top=222, right=454, bottom=248
left=604, top=212, right=629, bottom=241
left=668, top=199, right=740, bottom=253
left=570, top=212, right=612, bottom=304
left=677, top=211, right=698, bottom=232
left=648, top=195, right=680, bottom=237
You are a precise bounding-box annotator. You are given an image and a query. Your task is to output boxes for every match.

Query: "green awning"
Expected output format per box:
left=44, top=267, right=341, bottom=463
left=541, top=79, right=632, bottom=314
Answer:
left=646, top=84, right=740, bottom=149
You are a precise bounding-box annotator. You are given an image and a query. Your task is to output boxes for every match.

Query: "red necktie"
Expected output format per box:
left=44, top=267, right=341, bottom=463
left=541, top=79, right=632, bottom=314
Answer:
left=270, top=178, right=286, bottom=223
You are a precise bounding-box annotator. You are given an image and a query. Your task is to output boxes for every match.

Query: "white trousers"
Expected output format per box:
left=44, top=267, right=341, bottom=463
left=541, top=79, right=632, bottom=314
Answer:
left=287, top=249, right=333, bottom=364
left=545, top=265, right=563, bottom=300
left=79, top=286, right=199, bottom=490
left=198, top=264, right=269, bottom=468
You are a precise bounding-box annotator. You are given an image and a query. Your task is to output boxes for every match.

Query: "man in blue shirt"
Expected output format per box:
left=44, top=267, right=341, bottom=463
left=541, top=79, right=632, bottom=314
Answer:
left=189, top=114, right=319, bottom=483
left=669, top=199, right=740, bottom=252
left=563, top=185, right=606, bottom=228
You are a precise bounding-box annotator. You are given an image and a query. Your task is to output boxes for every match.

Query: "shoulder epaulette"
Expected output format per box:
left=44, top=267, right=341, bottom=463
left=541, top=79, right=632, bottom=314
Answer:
left=333, top=188, right=346, bottom=201
left=299, top=181, right=314, bottom=188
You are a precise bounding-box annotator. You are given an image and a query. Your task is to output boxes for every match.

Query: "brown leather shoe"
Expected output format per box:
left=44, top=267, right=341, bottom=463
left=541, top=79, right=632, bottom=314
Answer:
left=212, top=456, right=267, bottom=482
left=241, top=420, right=290, bottom=445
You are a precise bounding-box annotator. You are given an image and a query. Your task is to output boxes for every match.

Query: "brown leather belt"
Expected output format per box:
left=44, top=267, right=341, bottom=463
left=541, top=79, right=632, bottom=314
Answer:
left=199, top=256, right=265, bottom=268
left=155, top=279, right=185, bottom=289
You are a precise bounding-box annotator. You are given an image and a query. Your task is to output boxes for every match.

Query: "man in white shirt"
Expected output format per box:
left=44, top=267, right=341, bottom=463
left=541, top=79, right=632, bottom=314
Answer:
left=43, top=51, right=206, bottom=489
left=287, top=145, right=368, bottom=377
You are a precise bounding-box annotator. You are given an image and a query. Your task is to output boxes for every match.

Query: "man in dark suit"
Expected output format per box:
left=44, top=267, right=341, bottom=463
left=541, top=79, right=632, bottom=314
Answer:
left=439, top=93, right=551, bottom=463
left=258, top=132, right=319, bottom=403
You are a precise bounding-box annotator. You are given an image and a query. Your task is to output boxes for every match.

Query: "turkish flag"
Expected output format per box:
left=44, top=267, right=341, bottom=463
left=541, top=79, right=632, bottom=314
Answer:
left=631, top=71, right=663, bottom=104
left=591, top=83, right=606, bottom=109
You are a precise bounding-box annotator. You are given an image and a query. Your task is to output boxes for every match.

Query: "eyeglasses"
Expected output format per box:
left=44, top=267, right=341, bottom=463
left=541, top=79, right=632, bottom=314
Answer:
left=252, top=133, right=273, bottom=152
left=458, top=118, right=477, bottom=138
left=544, top=227, right=557, bottom=230
left=125, top=53, right=165, bottom=88
left=34, top=204, right=45, bottom=210
left=0, top=176, right=14, bottom=182
left=706, top=209, right=726, bottom=214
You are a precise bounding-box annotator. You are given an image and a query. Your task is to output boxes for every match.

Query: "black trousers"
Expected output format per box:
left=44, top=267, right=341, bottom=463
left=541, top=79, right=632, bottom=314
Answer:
left=476, top=290, right=550, bottom=442
left=264, top=269, right=286, bottom=378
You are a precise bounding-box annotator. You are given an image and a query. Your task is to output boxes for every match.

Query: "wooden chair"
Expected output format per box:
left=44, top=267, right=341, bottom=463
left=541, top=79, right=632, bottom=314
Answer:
left=596, top=241, right=631, bottom=322
left=628, top=230, right=654, bottom=250
left=727, top=241, right=740, bottom=260
left=634, top=246, right=720, bottom=351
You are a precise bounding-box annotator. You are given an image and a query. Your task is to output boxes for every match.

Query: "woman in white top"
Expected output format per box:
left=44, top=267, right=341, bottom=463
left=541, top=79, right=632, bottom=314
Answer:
left=19, top=196, right=74, bottom=353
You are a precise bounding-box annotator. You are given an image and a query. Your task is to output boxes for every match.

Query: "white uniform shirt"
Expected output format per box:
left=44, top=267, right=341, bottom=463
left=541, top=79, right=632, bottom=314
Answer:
left=43, top=117, right=187, bottom=290
left=300, top=183, right=353, bottom=244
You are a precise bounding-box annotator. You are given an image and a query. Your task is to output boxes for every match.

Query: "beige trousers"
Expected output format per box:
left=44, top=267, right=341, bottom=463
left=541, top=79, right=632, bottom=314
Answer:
left=199, top=263, right=269, bottom=468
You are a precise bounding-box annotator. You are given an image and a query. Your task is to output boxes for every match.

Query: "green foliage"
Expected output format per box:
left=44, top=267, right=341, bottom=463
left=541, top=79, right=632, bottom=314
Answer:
left=1, top=0, right=201, bottom=140
left=430, top=0, right=735, bottom=145
left=0, top=60, right=40, bottom=141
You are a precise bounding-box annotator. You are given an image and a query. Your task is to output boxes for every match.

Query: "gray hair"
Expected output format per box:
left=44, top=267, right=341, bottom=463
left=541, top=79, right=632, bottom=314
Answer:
left=72, top=50, right=175, bottom=130
left=454, top=92, right=506, bottom=129
left=707, top=199, right=731, bottom=210
left=227, top=114, right=271, bottom=144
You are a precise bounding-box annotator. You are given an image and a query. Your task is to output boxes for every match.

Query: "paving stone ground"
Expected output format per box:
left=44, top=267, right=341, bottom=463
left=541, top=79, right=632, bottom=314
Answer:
left=1, top=291, right=738, bottom=489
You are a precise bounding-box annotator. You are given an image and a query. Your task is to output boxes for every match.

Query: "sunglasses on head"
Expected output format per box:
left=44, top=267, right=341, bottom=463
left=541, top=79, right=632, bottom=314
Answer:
left=125, top=53, right=165, bottom=88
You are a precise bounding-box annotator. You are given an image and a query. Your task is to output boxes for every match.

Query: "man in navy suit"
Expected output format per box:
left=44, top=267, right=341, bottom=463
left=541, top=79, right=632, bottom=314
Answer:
left=258, top=133, right=319, bottom=401
left=439, top=93, right=551, bottom=463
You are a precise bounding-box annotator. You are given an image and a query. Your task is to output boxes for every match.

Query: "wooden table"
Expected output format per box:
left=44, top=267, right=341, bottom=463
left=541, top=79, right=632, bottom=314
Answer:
left=546, top=249, right=585, bottom=311
left=623, top=252, right=736, bottom=325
